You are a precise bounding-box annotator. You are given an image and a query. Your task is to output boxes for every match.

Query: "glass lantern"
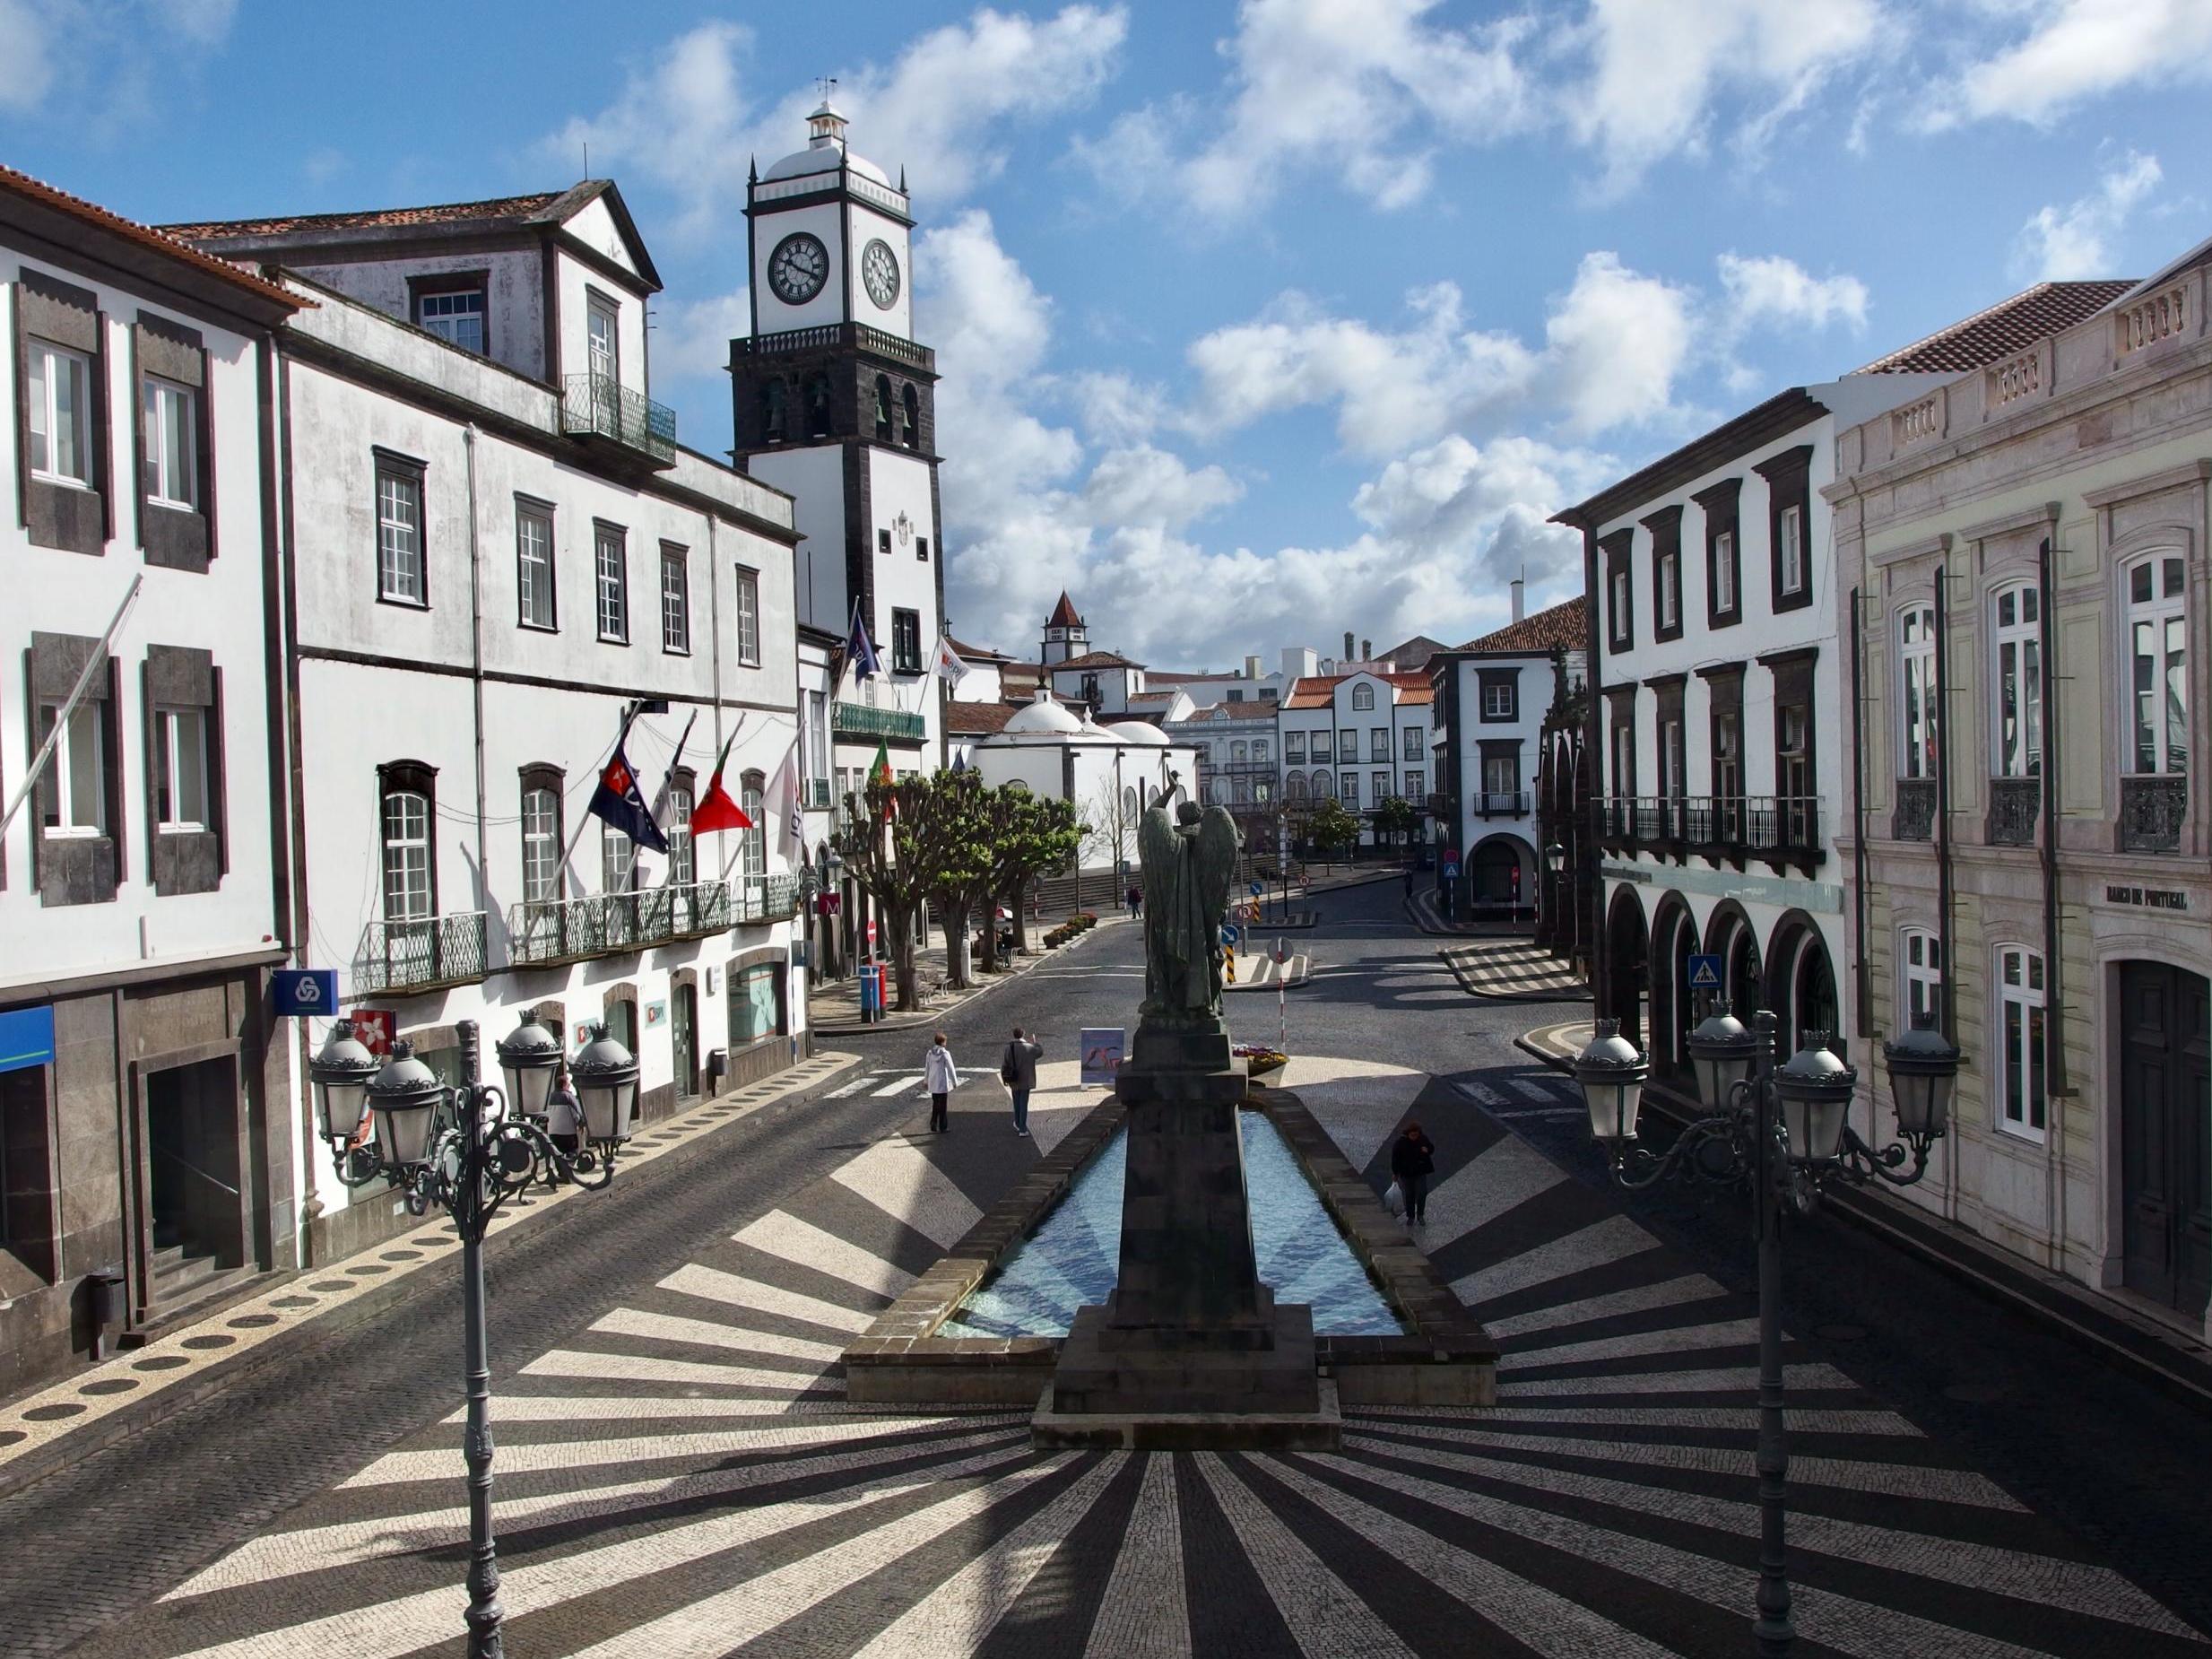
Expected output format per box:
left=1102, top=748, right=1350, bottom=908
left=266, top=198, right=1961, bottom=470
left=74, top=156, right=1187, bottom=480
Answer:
left=569, top=1023, right=641, bottom=1145
left=1774, top=1034, right=1856, bottom=1165
left=1686, top=1003, right=1757, bottom=1108
left=308, top=1021, right=379, bottom=1145
left=1882, top=1016, right=1959, bottom=1140
left=1574, top=1020, right=1650, bottom=1142
left=496, top=1015, right=563, bottom=1120
left=365, top=1042, right=446, bottom=1168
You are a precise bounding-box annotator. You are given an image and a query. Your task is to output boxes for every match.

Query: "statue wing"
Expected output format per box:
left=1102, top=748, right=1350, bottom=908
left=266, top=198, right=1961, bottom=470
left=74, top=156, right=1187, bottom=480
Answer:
left=1138, top=804, right=1179, bottom=924
left=1195, top=806, right=1242, bottom=921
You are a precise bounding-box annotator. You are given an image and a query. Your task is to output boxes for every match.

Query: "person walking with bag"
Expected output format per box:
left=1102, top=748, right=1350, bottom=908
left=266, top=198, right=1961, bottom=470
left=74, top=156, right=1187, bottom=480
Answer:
left=924, top=1032, right=960, bottom=1134
left=1391, top=1121, right=1436, bottom=1226
left=1001, top=1026, right=1044, bottom=1136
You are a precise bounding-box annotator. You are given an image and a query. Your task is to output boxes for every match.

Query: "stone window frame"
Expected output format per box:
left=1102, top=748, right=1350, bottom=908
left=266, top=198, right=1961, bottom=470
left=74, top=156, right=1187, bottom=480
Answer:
left=141, top=643, right=226, bottom=896
left=1759, top=646, right=1819, bottom=851
left=132, top=310, right=217, bottom=572
left=372, top=447, right=429, bottom=610
left=514, top=494, right=558, bottom=632
left=593, top=519, right=629, bottom=645
left=667, top=765, right=698, bottom=888
left=2116, top=543, right=2190, bottom=782
left=1698, top=662, right=1746, bottom=847
left=26, top=630, right=125, bottom=907
left=1477, top=669, right=1520, bottom=724
left=1604, top=684, right=1638, bottom=802
left=517, top=760, right=565, bottom=905
left=601, top=982, right=640, bottom=1056
left=1896, top=597, right=1939, bottom=783
left=1692, top=476, right=1742, bottom=630
left=1753, top=446, right=1815, bottom=615
left=1987, top=578, right=2043, bottom=782
left=1644, top=505, right=1685, bottom=643
left=733, top=564, right=761, bottom=666
left=1601, top=528, right=1635, bottom=652
left=890, top=607, right=923, bottom=676
left=1900, top=924, right=1944, bottom=1034
left=14, top=268, right=112, bottom=559
left=726, top=944, right=790, bottom=1048
left=1992, top=942, right=2048, bottom=1144
left=1649, top=672, right=1687, bottom=808
left=659, top=541, right=691, bottom=656
left=407, top=269, right=491, bottom=357
left=377, top=758, right=438, bottom=923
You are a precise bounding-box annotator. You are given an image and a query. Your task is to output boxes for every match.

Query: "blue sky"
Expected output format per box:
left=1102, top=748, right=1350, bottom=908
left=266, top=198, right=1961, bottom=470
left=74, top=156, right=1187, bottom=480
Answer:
left=8, top=1, right=2211, bottom=667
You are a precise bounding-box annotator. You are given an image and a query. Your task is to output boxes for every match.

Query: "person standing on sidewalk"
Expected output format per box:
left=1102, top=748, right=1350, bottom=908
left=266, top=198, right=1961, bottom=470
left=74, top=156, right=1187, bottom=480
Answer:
left=1403, top=863, right=1415, bottom=899
left=1127, top=882, right=1142, bottom=920
left=924, top=1031, right=960, bottom=1134
left=1391, top=1121, right=1436, bottom=1226
left=1001, top=1027, right=1044, bottom=1136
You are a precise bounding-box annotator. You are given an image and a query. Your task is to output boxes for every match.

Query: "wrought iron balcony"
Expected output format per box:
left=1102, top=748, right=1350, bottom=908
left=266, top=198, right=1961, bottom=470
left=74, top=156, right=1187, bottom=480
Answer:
left=728, top=872, right=803, bottom=925
left=1474, top=790, right=1529, bottom=818
left=731, top=320, right=935, bottom=373
left=2121, top=774, right=2187, bottom=853
left=353, top=910, right=488, bottom=995
left=507, top=882, right=732, bottom=966
left=1893, top=777, right=1936, bottom=842
left=1597, top=795, right=1825, bottom=861
left=1986, top=776, right=2040, bottom=847
left=560, top=373, right=677, bottom=465
left=833, top=700, right=926, bottom=743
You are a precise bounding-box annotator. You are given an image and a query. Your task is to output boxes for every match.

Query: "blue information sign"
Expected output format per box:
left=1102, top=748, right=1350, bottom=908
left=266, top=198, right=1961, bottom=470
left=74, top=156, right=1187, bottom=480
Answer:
left=1220, top=924, right=1242, bottom=946
left=273, top=968, right=339, bottom=1018
left=1687, top=954, right=1723, bottom=991
left=0, top=1005, right=56, bottom=1075
left=1441, top=860, right=1460, bottom=882
left=1248, top=881, right=1263, bottom=896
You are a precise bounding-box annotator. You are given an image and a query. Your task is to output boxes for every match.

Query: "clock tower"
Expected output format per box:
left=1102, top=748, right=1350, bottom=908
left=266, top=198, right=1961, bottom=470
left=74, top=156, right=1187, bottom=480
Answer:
left=731, top=93, right=944, bottom=770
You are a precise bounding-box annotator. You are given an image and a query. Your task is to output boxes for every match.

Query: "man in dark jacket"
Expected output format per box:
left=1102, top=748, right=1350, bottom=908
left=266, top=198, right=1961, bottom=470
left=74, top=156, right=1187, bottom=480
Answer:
left=1391, top=1121, right=1436, bottom=1225
left=1002, top=1027, right=1044, bottom=1136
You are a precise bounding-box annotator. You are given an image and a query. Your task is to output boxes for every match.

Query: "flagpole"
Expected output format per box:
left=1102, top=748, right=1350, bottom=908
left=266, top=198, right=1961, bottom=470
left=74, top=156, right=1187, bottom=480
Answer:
left=555, top=703, right=638, bottom=885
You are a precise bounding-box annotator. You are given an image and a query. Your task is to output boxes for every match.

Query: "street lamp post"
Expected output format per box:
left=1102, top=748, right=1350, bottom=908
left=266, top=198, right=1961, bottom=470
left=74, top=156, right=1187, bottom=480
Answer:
left=1573, top=1006, right=1956, bottom=1655
left=311, top=1014, right=635, bottom=1658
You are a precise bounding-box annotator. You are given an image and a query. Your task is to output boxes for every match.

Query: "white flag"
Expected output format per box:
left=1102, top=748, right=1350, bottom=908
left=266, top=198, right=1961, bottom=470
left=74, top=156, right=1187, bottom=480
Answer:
left=775, top=740, right=807, bottom=857
left=933, top=632, right=969, bottom=682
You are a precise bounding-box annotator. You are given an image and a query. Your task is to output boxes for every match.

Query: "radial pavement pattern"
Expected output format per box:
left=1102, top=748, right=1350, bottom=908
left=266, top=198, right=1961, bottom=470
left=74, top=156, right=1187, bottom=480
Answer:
left=71, top=1059, right=2208, bottom=1658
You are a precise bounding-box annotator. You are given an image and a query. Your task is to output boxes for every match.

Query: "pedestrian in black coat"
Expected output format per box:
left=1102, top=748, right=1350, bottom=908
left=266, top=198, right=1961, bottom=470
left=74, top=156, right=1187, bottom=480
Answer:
left=1391, top=1122, right=1436, bottom=1225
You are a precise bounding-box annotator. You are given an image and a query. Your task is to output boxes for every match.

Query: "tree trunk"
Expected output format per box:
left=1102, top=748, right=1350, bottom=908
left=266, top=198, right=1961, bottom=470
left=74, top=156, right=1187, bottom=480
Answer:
left=1007, top=878, right=1033, bottom=956
left=889, top=906, right=922, bottom=1011
left=938, top=904, right=969, bottom=990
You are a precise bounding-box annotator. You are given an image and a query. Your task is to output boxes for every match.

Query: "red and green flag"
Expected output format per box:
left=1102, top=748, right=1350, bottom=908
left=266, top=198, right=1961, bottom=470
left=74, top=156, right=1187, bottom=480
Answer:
left=871, top=739, right=896, bottom=821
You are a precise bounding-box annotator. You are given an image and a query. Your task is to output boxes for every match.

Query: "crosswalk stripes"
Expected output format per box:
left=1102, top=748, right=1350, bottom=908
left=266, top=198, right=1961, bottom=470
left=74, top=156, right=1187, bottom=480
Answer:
left=86, top=1061, right=2212, bottom=1659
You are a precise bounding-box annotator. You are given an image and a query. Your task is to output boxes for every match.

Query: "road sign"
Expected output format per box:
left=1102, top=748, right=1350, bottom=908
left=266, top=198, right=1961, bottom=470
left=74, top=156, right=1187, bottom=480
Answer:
left=1441, top=860, right=1460, bottom=882
left=1272, top=937, right=1289, bottom=966
left=273, top=968, right=337, bottom=1017
left=1688, top=953, right=1723, bottom=991
left=1249, top=881, right=1263, bottom=896
left=1220, top=924, right=1242, bottom=946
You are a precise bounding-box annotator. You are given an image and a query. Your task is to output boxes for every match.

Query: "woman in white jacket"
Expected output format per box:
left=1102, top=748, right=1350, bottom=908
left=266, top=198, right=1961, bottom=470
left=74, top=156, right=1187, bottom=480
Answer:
left=924, top=1032, right=960, bottom=1134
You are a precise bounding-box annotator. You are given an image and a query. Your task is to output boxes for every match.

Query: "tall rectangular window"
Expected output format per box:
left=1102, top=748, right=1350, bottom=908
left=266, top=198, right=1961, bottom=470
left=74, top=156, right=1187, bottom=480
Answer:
left=1658, top=547, right=1679, bottom=631
left=37, top=701, right=104, bottom=835
left=1370, top=727, right=1390, bottom=761
left=2126, top=556, right=2188, bottom=777
left=1713, top=530, right=1736, bottom=613
left=594, top=524, right=628, bottom=642
left=917, top=535, right=931, bottom=563
left=1404, top=769, right=1423, bottom=799
left=892, top=608, right=922, bottom=674
left=1992, top=586, right=2042, bottom=777
left=1483, top=754, right=1518, bottom=795
left=1372, top=769, right=1390, bottom=802
left=1903, top=928, right=1942, bottom=1031
left=380, top=785, right=432, bottom=920
left=1899, top=604, right=1938, bottom=778
left=416, top=288, right=485, bottom=355
left=376, top=460, right=425, bottom=605
left=586, top=296, right=619, bottom=385
left=1285, top=732, right=1305, bottom=763
left=602, top=822, right=637, bottom=895
left=806, top=690, right=829, bottom=791
left=152, top=706, right=207, bottom=830
left=735, top=566, right=761, bottom=665
left=660, top=543, right=690, bottom=654
left=516, top=502, right=556, bottom=630
left=1402, top=725, right=1423, bottom=759
left=1341, top=772, right=1360, bottom=807
left=141, top=377, right=197, bottom=508
left=1778, top=504, right=1805, bottom=596
left=520, top=786, right=560, bottom=903
left=1997, top=946, right=2046, bottom=1142
left=27, top=338, right=91, bottom=484
left=668, top=786, right=694, bottom=886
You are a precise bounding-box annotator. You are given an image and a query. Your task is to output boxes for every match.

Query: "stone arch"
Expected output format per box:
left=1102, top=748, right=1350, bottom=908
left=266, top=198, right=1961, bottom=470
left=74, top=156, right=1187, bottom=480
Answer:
left=1649, top=890, right=1700, bottom=1088
left=1469, top=831, right=1531, bottom=910
left=1604, top=885, right=1649, bottom=1053
left=1703, top=898, right=1761, bottom=1015
left=1763, top=908, right=1838, bottom=1056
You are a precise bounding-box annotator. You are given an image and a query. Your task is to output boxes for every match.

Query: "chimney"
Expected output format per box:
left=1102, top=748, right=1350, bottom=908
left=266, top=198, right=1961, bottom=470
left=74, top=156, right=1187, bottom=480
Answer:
left=1360, top=638, right=1372, bottom=662
left=1343, top=631, right=1356, bottom=660
left=1510, top=577, right=1525, bottom=623
left=1244, top=654, right=1261, bottom=680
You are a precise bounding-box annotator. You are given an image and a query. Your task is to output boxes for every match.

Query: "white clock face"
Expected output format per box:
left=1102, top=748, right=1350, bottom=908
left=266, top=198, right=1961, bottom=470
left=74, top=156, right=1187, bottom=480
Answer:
left=768, top=232, right=829, bottom=305
left=862, top=239, right=900, bottom=309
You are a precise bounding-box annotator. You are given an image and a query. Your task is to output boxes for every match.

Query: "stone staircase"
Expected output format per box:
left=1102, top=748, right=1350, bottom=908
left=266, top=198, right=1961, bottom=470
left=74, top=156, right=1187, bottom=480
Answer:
left=118, top=1242, right=264, bottom=1348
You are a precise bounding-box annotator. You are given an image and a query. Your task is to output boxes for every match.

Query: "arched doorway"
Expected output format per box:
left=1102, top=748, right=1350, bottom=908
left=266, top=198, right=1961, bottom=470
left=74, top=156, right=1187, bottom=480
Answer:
left=1470, top=836, right=1528, bottom=913
left=1605, top=887, right=1649, bottom=1054
left=1705, top=901, right=1761, bottom=1023
left=2119, top=961, right=2212, bottom=1316
left=1765, top=914, right=1838, bottom=1055
left=1650, top=897, right=1698, bottom=1090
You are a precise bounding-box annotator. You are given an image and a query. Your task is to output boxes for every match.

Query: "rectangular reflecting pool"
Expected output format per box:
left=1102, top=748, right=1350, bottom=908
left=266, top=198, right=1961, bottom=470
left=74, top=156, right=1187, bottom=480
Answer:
left=938, top=1109, right=1409, bottom=1339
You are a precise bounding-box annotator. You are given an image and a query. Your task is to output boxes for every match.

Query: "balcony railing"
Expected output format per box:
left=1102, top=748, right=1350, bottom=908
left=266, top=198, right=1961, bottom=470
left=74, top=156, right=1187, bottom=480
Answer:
left=833, top=700, right=926, bottom=743
left=507, top=882, right=732, bottom=966
left=1986, top=776, right=2040, bottom=847
left=560, top=373, right=677, bottom=465
left=732, top=320, right=935, bottom=373
left=1474, top=790, right=1529, bottom=818
left=1893, top=777, right=1936, bottom=842
left=353, top=910, right=487, bottom=995
left=2121, top=775, right=2187, bottom=853
left=1598, top=795, right=1826, bottom=858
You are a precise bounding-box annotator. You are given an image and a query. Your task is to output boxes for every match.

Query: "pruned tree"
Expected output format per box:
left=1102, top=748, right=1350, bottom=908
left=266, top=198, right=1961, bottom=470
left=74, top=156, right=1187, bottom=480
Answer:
left=925, top=771, right=1007, bottom=991
left=1374, top=795, right=1420, bottom=857
left=1304, top=796, right=1364, bottom=863
left=993, top=787, right=1080, bottom=958
left=831, top=770, right=975, bottom=1011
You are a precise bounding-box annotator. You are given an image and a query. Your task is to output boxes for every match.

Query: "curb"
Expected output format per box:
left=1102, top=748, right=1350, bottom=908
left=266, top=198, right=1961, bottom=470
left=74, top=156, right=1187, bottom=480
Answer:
left=0, top=1051, right=865, bottom=1502
left=1510, top=1027, right=2212, bottom=1419
left=1439, top=944, right=1593, bottom=1005
left=813, top=917, right=1125, bottom=1037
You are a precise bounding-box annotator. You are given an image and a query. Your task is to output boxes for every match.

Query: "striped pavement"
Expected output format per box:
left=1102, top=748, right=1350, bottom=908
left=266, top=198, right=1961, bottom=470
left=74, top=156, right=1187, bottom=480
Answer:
left=68, top=1056, right=2208, bottom=1658
left=1442, top=939, right=1594, bottom=1001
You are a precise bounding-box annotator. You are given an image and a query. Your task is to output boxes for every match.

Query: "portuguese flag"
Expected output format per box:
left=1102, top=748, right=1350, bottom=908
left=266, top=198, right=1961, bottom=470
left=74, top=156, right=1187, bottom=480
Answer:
left=871, top=739, right=896, bottom=821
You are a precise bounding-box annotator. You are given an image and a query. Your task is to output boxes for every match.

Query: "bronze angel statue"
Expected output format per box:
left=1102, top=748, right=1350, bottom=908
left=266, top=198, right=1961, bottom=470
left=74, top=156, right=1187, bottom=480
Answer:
left=1138, top=797, right=1242, bottom=1028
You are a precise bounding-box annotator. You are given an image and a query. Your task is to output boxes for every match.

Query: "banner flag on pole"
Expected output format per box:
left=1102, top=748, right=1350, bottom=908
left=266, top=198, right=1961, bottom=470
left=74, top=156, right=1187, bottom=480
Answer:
left=774, top=740, right=807, bottom=857
left=870, top=738, right=895, bottom=821
left=649, top=709, right=698, bottom=822
left=690, top=726, right=754, bottom=835
left=932, top=632, right=968, bottom=682
left=588, top=725, right=669, bottom=853
left=846, top=599, right=882, bottom=682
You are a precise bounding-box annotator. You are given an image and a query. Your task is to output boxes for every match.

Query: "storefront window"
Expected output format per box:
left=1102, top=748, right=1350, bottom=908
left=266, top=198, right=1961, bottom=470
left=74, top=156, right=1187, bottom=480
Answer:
left=731, top=963, right=782, bottom=1045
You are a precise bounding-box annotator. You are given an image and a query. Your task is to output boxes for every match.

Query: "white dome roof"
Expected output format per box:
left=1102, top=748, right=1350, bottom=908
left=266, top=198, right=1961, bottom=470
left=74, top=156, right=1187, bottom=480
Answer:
left=997, top=699, right=1084, bottom=737
left=1104, top=722, right=1168, bottom=746
left=760, top=144, right=893, bottom=187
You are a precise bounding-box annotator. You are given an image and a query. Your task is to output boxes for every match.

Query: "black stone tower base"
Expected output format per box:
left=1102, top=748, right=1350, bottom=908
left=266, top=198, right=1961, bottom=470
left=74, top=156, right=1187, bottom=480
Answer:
left=1034, top=1025, right=1340, bottom=1450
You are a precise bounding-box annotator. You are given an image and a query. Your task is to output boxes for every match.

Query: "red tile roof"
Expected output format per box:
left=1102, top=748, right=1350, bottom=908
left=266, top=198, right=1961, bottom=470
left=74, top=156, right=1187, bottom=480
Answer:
left=1459, top=595, right=1588, bottom=655
left=1046, top=591, right=1083, bottom=629
left=1145, top=669, right=1247, bottom=684
left=1854, top=281, right=2138, bottom=374
left=0, top=164, right=306, bottom=311
left=1180, top=699, right=1280, bottom=722
left=1048, top=649, right=1142, bottom=671
left=1282, top=673, right=1432, bottom=709
left=946, top=700, right=1020, bottom=735
left=945, top=635, right=1012, bottom=663
left=160, top=188, right=568, bottom=242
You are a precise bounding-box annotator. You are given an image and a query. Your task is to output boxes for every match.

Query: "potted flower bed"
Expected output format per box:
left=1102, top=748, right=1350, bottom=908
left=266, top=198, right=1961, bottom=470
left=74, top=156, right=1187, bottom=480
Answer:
left=1234, top=1043, right=1288, bottom=1087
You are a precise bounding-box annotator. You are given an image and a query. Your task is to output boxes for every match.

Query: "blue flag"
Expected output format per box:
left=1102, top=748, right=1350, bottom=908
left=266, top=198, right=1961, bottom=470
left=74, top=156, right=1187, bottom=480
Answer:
left=847, top=600, right=881, bottom=681
left=589, top=737, right=668, bottom=853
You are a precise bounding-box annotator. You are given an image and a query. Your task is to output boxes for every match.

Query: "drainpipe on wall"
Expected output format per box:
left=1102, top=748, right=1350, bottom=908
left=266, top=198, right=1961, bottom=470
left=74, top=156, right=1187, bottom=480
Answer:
left=1849, top=586, right=1870, bottom=1042
left=1581, top=525, right=1606, bottom=1020
left=464, top=427, right=490, bottom=928
left=2038, top=526, right=2070, bottom=1271
left=1933, top=560, right=1958, bottom=1225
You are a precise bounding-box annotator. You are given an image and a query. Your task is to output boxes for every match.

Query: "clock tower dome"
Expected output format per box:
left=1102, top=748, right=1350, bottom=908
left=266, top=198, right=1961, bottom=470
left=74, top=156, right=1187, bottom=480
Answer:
left=730, top=94, right=946, bottom=769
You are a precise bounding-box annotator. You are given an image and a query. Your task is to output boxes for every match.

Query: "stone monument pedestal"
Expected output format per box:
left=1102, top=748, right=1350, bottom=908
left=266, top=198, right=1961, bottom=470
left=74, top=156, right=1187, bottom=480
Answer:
left=1034, top=1024, right=1340, bottom=1450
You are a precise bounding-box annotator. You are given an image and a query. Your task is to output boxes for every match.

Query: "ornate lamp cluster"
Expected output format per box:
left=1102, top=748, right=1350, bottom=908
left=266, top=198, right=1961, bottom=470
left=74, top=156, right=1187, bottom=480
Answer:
left=1570, top=1003, right=1959, bottom=1656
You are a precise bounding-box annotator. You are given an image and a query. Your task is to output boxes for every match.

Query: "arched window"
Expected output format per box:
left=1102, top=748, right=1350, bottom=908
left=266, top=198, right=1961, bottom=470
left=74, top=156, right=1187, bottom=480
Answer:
left=1312, top=769, right=1332, bottom=798
left=1122, top=786, right=1139, bottom=823
left=1352, top=683, right=1375, bottom=711
left=1991, top=583, right=2042, bottom=778
left=1898, top=604, right=1937, bottom=780
left=2124, top=552, right=2188, bottom=777
left=1995, top=944, right=2046, bottom=1142
left=1253, top=738, right=1269, bottom=761
left=762, top=379, right=787, bottom=443
left=874, top=374, right=894, bottom=441
left=902, top=384, right=920, bottom=447
left=378, top=764, right=435, bottom=923
left=518, top=765, right=562, bottom=905
left=804, top=374, right=832, bottom=439
left=1901, top=926, right=1942, bottom=1032
left=1231, top=741, right=1247, bottom=761
left=741, top=770, right=767, bottom=884
left=1286, top=774, right=1306, bottom=801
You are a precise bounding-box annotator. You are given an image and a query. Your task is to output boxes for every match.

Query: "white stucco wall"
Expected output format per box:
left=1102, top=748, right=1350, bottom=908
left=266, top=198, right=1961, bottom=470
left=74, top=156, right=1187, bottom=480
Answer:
left=293, top=248, right=545, bottom=381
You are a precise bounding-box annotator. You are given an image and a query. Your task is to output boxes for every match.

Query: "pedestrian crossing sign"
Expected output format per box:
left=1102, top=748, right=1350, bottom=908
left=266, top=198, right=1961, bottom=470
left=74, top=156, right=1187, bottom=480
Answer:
left=1688, top=953, right=1723, bottom=991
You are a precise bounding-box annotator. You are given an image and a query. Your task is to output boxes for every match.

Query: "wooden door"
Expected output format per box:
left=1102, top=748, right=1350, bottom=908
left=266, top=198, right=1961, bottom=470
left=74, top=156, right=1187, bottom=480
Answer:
left=2121, top=962, right=2212, bottom=1316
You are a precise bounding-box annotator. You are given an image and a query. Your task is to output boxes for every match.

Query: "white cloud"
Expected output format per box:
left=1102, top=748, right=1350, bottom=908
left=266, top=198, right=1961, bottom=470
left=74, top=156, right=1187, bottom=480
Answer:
left=0, top=0, right=237, bottom=121
left=1081, top=445, right=1243, bottom=528
left=1544, top=252, right=1696, bottom=435
left=1566, top=0, right=1887, bottom=195
left=655, top=287, right=752, bottom=383
left=550, top=8, right=1126, bottom=239
left=1715, top=252, right=1870, bottom=334
left=2014, top=150, right=2163, bottom=280
left=1078, top=0, right=1533, bottom=216
left=1943, top=0, right=2212, bottom=128
left=0, top=0, right=55, bottom=114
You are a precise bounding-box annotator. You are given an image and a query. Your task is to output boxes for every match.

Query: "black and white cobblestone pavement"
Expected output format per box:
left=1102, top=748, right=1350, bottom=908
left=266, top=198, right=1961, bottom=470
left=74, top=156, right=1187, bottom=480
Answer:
left=11, top=889, right=2212, bottom=1656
